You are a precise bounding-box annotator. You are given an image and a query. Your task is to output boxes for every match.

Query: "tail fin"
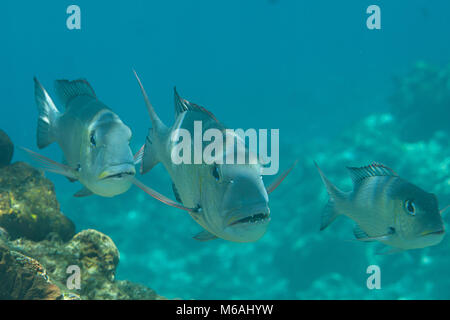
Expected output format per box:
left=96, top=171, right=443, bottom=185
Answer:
left=314, top=161, right=346, bottom=230
left=34, top=77, right=60, bottom=149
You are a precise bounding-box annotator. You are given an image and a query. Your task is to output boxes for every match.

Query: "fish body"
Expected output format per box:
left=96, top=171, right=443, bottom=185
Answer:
left=133, top=72, right=285, bottom=242
left=161, top=115, right=269, bottom=242
left=31, top=78, right=135, bottom=197
left=316, top=162, right=445, bottom=251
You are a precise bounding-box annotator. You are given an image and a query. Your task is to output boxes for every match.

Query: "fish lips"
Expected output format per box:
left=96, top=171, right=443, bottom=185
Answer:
left=418, top=228, right=446, bottom=247
left=421, top=229, right=445, bottom=237
left=225, top=205, right=271, bottom=228
left=98, top=163, right=136, bottom=180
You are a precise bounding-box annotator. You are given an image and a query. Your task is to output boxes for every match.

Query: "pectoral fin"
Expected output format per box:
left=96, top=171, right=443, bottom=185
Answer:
left=21, top=147, right=77, bottom=180
left=132, top=178, right=195, bottom=212
left=193, top=230, right=218, bottom=241
left=74, top=187, right=93, bottom=197
left=141, top=129, right=159, bottom=174
left=172, top=183, right=182, bottom=203
left=354, top=227, right=395, bottom=242
left=266, top=160, right=297, bottom=194
left=133, top=144, right=145, bottom=165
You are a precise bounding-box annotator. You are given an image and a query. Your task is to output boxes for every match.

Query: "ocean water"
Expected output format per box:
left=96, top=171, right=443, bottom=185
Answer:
left=1, top=0, right=450, bottom=299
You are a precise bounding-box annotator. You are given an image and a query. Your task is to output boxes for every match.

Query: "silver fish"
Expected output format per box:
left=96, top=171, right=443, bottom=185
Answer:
left=24, top=77, right=136, bottom=197
left=315, top=162, right=445, bottom=253
left=132, top=71, right=295, bottom=242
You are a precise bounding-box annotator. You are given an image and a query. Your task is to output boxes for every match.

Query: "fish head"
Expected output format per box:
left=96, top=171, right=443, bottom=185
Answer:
left=200, top=162, right=270, bottom=242
left=82, top=112, right=136, bottom=197
left=392, top=181, right=445, bottom=248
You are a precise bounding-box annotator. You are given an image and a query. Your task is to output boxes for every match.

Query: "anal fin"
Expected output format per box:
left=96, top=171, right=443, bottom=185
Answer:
left=193, top=230, right=218, bottom=241
left=74, top=187, right=93, bottom=197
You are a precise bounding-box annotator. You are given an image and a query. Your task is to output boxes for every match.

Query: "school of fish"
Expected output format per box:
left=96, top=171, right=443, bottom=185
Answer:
left=23, top=71, right=447, bottom=252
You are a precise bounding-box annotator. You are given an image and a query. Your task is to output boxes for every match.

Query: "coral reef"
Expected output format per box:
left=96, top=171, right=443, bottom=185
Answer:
left=0, top=130, right=13, bottom=168
left=0, top=244, right=61, bottom=300
left=2, top=229, right=163, bottom=300
left=0, top=158, right=163, bottom=300
left=0, top=162, right=75, bottom=241
left=389, top=61, right=450, bottom=142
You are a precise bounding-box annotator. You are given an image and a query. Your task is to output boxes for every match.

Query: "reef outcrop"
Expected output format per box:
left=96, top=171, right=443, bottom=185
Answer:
left=389, top=61, right=450, bottom=142
left=0, top=162, right=75, bottom=241
left=0, top=244, right=61, bottom=300
left=0, top=152, right=163, bottom=299
left=2, top=229, right=163, bottom=300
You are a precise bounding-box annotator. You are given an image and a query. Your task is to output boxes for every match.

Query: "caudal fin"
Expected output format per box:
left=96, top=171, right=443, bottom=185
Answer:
left=314, top=161, right=346, bottom=230
left=34, top=77, right=60, bottom=149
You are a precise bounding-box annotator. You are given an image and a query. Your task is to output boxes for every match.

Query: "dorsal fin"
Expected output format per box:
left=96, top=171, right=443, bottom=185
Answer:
left=54, top=79, right=97, bottom=108
left=173, top=87, right=219, bottom=122
left=347, top=162, right=397, bottom=184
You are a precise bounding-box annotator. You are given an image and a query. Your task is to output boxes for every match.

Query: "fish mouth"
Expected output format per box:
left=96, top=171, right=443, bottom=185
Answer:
left=226, top=206, right=271, bottom=227
left=421, top=229, right=445, bottom=237
left=228, top=212, right=271, bottom=226
left=98, top=164, right=136, bottom=180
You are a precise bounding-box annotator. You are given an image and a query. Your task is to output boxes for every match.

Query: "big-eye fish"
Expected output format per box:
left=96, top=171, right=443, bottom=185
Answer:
left=24, top=78, right=136, bottom=197
left=131, top=71, right=295, bottom=242
left=315, top=162, right=446, bottom=253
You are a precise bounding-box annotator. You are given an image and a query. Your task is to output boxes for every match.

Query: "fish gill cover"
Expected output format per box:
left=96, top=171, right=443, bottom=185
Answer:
left=0, top=0, right=450, bottom=300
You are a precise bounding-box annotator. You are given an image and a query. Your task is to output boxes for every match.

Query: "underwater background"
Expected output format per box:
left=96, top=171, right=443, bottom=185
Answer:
left=1, top=0, right=450, bottom=299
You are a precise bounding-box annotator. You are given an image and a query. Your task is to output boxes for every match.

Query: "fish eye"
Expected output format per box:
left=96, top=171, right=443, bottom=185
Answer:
left=405, top=200, right=416, bottom=216
left=90, top=131, right=96, bottom=147
left=212, top=163, right=220, bottom=181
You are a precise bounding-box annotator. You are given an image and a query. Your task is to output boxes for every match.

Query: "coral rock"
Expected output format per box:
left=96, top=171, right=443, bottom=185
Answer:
left=6, top=229, right=164, bottom=300
left=0, top=244, right=62, bottom=300
left=0, top=162, right=75, bottom=241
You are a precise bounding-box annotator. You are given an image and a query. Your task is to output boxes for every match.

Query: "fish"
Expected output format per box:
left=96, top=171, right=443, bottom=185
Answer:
left=24, top=77, right=136, bottom=197
left=131, top=70, right=295, bottom=242
left=315, top=162, right=446, bottom=253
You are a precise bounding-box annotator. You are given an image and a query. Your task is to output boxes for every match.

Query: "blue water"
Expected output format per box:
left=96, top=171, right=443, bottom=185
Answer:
left=1, top=0, right=450, bottom=299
